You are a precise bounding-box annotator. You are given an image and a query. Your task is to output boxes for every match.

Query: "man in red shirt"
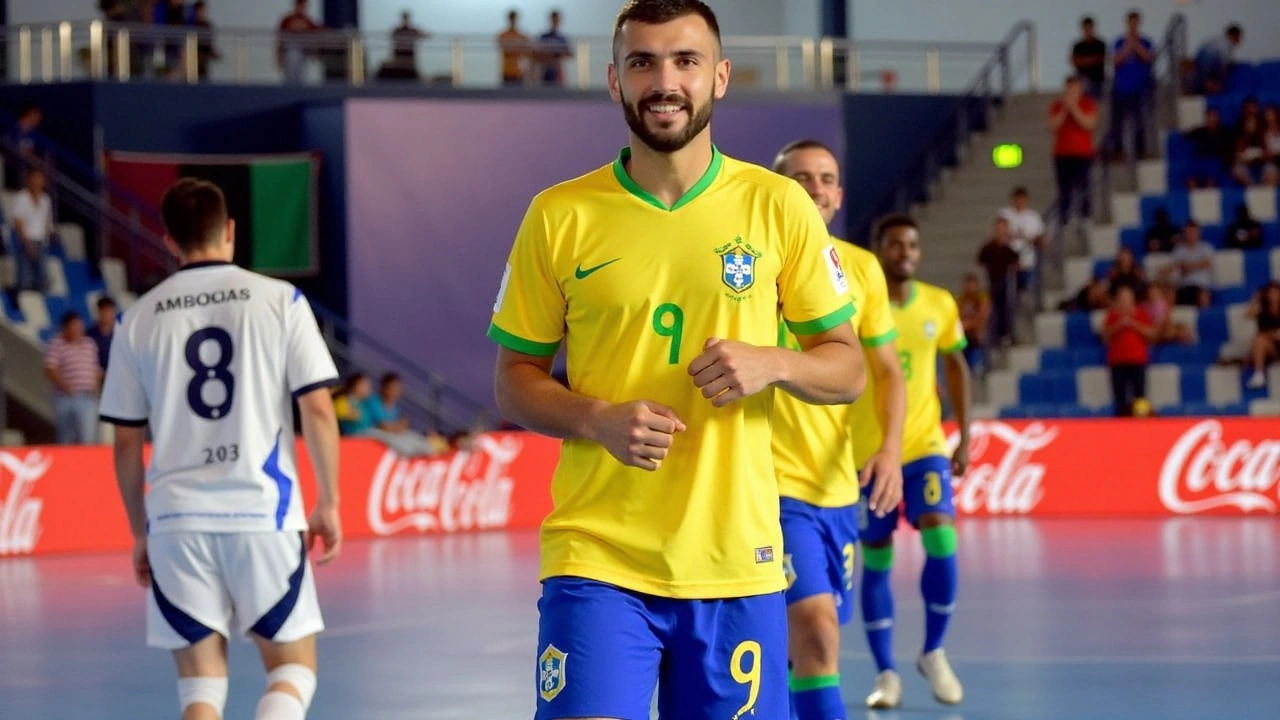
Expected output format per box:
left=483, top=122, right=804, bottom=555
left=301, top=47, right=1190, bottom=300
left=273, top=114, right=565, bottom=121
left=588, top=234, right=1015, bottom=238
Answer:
left=1049, top=75, right=1099, bottom=226
left=1101, top=285, right=1156, bottom=417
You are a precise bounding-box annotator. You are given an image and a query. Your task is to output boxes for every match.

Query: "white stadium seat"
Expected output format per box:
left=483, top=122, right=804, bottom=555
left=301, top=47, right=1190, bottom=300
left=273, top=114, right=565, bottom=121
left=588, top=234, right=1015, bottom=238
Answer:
left=1189, top=189, right=1222, bottom=225
left=1177, top=96, right=1206, bottom=131
left=0, top=191, right=17, bottom=222
left=17, top=290, right=49, bottom=331
left=56, top=223, right=86, bottom=261
left=1138, top=160, right=1167, bottom=195
left=1227, top=303, right=1253, bottom=344
left=1088, top=225, right=1119, bottom=259
left=1212, top=249, right=1245, bottom=288
left=1270, top=248, right=1280, bottom=284
left=1008, top=346, right=1040, bottom=375
left=1076, top=366, right=1112, bottom=410
left=1147, top=364, right=1181, bottom=411
left=1111, top=193, right=1141, bottom=228
left=987, top=370, right=1019, bottom=410
left=1169, top=306, right=1199, bottom=341
left=972, top=404, right=997, bottom=420
left=1143, top=251, right=1173, bottom=282
left=1089, top=309, right=1106, bottom=335
left=1270, top=365, right=1280, bottom=398
left=100, top=257, right=128, bottom=298
left=1034, top=312, right=1066, bottom=348
left=1206, top=365, right=1243, bottom=407
left=1249, top=399, right=1280, bottom=416
left=1065, top=257, right=1094, bottom=294
left=44, top=256, right=68, bottom=298
left=1246, top=186, right=1277, bottom=222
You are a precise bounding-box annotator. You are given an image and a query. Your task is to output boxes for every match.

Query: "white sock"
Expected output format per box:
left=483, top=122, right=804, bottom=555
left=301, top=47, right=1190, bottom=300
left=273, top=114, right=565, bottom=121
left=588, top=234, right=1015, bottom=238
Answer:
left=254, top=691, right=305, bottom=720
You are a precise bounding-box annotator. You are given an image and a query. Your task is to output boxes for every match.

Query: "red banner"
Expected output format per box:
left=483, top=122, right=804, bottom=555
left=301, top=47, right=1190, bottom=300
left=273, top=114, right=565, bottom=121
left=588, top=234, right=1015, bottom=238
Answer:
left=1, top=419, right=1277, bottom=558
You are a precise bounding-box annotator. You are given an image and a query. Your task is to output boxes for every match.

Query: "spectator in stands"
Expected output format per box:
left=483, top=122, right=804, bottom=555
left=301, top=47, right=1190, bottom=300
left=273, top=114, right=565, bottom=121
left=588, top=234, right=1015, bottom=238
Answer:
left=380, top=10, right=429, bottom=81
left=86, top=296, right=118, bottom=371
left=1049, top=75, right=1098, bottom=226
left=1107, top=247, right=1147, bottom=299
left=44, top=311, right=103, bottom=444
left=1245, top=281, right=1280, bottom=388
left=278, top=0, right=322, bottom=84
left=998, top=186, right=1045, bottom=296
left=1107, top=10, right=1155, bottom=162
left=334, top=372, right=374, bottom=435
left=1146, top=281, right=1192, bottom=345
left=1231, top=112, right=1273, bottom=187
left=977, top=216, right=1021, bottom=347
left=536, top=10, right=574, bottom=87
left=1193, top=24, right=1243, bottom=96
left=1145, top=207, right=1182, bottom=253
left=1058, top=278, right=1112, bottom=312
left=365, top=372, right=411, bottom=433
left=1171, top=221, right=1214, bottom=308
left=12, top=166, right=55, bottom=293
left=1225, top=202, right=1264, bottom=250
left=1183, top=107, right=1234, bottom=189
left=191, top=1, right=220, bottom=81
left=1241, top=96, right=1262, bottom=125
left=956, top=273, right=990, bottom=376
left=1071, top=16, right=1108, bottom=98
left=160, top=0, right=188, bottom=79
left=1102, top=285, right=1155, bottom=417
left=497, top=9, right=531, bottom=86
left=1265, top=105, right=1280, bottom=174
left=4, top=103, right=43, bottom=191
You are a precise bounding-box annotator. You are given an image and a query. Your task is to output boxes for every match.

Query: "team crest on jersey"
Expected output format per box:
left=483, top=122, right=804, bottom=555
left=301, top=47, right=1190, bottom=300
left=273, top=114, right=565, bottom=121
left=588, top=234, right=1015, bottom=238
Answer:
left=923, top=320, right=938, bottom=338
left=715, top=237, right=762, bottom=295
left=538, top=644, right=567, bottom=702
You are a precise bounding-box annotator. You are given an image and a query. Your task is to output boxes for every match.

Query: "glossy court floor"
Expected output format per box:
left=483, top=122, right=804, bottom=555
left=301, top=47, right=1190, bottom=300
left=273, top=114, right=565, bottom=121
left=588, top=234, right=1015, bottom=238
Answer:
left=2, top=518, right=1278, bottom=719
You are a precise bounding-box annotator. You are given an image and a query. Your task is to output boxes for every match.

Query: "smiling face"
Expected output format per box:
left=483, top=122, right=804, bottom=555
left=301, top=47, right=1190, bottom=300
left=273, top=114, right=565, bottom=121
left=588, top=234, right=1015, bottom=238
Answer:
left=608, top=12, right=729, bottom=154
left=777, top=146, right=843, bottom=226
left=878, top=223, right=921, bottom=283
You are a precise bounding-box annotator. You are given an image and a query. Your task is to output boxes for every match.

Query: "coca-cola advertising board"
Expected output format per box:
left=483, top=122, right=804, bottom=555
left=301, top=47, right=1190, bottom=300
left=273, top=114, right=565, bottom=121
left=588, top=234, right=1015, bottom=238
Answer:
left=2, top=420, right=1278, bottom=558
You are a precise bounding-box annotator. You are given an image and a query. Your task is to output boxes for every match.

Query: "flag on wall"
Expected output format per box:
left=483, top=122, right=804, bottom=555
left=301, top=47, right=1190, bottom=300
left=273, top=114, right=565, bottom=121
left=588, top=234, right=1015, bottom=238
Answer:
left=104, top=151, right=320, bottom=277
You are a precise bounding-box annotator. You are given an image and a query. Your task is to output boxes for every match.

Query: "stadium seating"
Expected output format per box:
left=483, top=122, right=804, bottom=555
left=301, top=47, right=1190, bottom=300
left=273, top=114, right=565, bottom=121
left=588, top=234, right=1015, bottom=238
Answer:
left=993, top=60, right=1280, bottom=419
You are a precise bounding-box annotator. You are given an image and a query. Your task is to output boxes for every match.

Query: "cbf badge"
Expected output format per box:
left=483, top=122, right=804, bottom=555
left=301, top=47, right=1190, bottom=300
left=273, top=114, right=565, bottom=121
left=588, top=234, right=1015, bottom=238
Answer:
left=716, top=237, right=762, bottom=294
left=539, top=644, right=567, bottom=702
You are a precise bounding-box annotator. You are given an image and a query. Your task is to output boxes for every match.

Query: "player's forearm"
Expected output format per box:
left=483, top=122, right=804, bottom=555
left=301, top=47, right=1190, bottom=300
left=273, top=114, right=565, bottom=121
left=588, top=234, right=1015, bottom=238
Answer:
left=870, top=345, right=907, bottom=460
left=772, top=341, right=865, bottom=405
left=112, top=438, right=148, bottom=540
left=300, top=405, right=341, bottom=510
left=496, top=362, right=608, bottom=441
left=943, top=354, right=973, bottom=444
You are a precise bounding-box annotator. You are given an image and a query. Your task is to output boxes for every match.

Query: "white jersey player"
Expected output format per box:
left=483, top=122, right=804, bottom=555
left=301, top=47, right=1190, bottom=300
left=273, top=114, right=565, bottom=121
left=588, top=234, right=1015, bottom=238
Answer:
left=101, top=178, right=343, bottom=720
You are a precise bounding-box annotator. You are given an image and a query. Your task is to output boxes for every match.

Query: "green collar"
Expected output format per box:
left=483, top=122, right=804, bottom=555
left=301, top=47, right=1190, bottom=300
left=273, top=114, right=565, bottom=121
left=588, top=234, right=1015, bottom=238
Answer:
left=612, top=144, right=723, bottom=211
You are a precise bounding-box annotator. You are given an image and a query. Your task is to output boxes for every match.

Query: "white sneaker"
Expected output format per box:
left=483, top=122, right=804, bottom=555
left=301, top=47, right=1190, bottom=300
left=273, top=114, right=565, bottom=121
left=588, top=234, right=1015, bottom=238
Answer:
left=865, top=669, right=902, bottom=709
left=1248, top=372, right=1267, bottom=389
left=917, top=648, right=964, bottom=705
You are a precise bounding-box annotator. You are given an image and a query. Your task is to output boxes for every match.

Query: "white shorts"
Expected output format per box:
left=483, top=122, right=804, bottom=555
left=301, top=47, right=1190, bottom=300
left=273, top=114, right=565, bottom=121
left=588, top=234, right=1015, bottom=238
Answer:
left=146, top=531, right=324, bottom=650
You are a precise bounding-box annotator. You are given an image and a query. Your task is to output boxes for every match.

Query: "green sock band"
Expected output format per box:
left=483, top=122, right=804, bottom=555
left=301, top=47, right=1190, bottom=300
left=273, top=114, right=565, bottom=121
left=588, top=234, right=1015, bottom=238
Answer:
left=789, top=673, right=840, bottom=692
left=862, top=545, right=895, bottom=571
left=921, top=525, right=958, bottom=558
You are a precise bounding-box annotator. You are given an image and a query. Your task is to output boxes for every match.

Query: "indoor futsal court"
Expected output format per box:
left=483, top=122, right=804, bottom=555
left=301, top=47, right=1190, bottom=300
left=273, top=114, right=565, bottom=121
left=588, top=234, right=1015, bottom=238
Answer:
left=2, top=517, right=1277, bottom=719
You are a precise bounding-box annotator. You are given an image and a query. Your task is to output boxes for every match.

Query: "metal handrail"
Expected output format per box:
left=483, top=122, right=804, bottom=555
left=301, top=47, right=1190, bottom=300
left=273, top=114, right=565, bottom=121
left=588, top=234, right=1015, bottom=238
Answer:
left=3, top=19, right=1018, bottom=93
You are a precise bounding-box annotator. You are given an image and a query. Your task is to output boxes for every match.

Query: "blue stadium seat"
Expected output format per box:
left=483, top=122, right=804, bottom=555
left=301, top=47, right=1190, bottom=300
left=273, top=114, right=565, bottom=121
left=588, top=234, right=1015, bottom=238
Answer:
left=1072, top=346, right=1105, bottom=366
left=1120, top=228, right=1145, bottom=257
left=1221, top=188, right=1247, bottom=220
left=63, top=261, right=92, bottom=296
left=1152, top=345, right=1215, bottom=366
left=1218, top=403, right=1250, bottom=416
left=1244, top=249, right=1271, bottom=288
left=1258, top=61, right=1280, bottom=91
left=1198, top=307, right=1229, bottom=345
left=1065, top=313, right=1095, bottom=345
left=1019, top=375, right=1049, bottom=405
left=1166, top=133, right=1193, bottom=164
left=1167, top=161, right=1191, bottom=192
left=1041, top=371, right=1079, bottom=404
left=1057, top=404, right=1095, bottom=419
left=1265, top=222, right=1280, bottom=249
left=1180, top=402, right=1216, bottom=417
left=1201, top=224, right=1225, bottom=249
left=1226, top=64, right=1259, bottom=95
left=1216, top=286, right=1253, bottom=305
left=1207, top=94, right=1245, bottom=127
left=1141, top=193, right=1190, bottom=229
left=999, top=406, right=1031, bottom=419
left=1093, top=258, right=1111, bottom=279
left=44, top=295, right=69, bottom=326
left=1040, top=348, right=1071, bottom=371
left=1178, top=367, right=1207, bottom=404
left=38, top=326, right=58, bottom=344
left=1, top=293, right=22, bottom=323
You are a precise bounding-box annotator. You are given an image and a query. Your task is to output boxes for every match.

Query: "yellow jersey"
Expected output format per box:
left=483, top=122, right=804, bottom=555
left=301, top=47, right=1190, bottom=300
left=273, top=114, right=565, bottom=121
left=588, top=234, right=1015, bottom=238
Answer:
left=488, top=146, right=856, bottom=599
left=773, top=241, right=896, bottom=507
left=852, top=281, right=966, bottom=466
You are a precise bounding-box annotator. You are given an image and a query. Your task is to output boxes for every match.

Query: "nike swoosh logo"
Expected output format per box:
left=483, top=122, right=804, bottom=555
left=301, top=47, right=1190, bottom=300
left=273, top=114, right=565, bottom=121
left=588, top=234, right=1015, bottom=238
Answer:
left=574, top=258, right=621, bottom=280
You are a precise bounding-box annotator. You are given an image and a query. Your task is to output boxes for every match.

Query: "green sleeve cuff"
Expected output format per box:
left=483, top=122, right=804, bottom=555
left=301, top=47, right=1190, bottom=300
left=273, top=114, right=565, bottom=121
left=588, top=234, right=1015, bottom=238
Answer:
left=861, top=328, right=897, bottom=348
left=487, top=323, right=561, bottom=357
left=786, top=302, right=855, bottom=336
left=942, top=337, right=969, bottom=355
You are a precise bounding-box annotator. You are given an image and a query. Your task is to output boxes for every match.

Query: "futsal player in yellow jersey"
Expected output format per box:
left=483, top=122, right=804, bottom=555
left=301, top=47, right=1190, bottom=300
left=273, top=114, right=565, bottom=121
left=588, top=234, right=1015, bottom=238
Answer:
left=770, top=140, right=907, bottom=720
left=855, top=214, right=973, bottom=710
left=486, top=3, right=866, bottom=719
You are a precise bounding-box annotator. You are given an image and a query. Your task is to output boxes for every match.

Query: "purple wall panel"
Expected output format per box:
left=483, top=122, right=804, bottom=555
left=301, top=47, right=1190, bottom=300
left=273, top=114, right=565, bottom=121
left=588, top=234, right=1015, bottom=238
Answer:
left=346, top=97, right=842, bottom=409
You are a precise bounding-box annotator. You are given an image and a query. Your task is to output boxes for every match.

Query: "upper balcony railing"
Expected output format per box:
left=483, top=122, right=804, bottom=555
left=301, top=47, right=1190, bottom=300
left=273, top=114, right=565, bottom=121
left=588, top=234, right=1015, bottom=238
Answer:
left=3, top=20, right=1039, bottom=95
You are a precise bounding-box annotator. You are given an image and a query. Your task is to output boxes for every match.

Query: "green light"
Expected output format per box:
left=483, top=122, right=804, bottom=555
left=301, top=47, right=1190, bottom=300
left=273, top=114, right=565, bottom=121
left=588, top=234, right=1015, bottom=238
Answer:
left=993, top=144, right=1023, bottom=169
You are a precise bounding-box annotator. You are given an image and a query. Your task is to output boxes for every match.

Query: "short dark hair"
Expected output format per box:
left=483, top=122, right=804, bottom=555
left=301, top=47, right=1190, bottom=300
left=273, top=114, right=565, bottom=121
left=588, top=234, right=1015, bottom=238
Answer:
left=773, top=139, right=838, bottom=173
left=60, top=310, right=81, bottom=328
left=380, top=372, right=402, bottom=388
left=161, top=178, right=228, bottom=253
left=613, top=0, right=721, bottom=62
left=97, top=296, right=117, bottom=310
left=1127, top=10, right=1141, bottom=21
left=873, top=214, right=918, bottom=246
left=1185, top=219, right=1199, bottom=229
left=1226, top=24, right=1242, bottom=38
left=1081, top=15, right=1094, bottom=27
left=1011, top=185, right=1029, bottom=197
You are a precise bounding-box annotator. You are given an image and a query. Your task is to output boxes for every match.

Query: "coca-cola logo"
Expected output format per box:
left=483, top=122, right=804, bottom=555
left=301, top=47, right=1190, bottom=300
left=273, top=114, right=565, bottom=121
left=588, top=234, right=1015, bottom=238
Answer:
left=1158, top=420, right=1280, bottom=514
left=0, top=450, right=51, bottom=556
left=367, top=434, right=520, bottom=536
left=946, top=421, right=1057, bottom=515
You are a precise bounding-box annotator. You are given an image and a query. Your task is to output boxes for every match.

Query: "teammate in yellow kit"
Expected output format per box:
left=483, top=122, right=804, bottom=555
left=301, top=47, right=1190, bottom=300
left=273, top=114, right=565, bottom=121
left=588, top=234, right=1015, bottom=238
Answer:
left=486, top=2, right=866, bottom=718
left=856, top=214, right=973, bottom=709
left=770, top=140, right=907, bottom=720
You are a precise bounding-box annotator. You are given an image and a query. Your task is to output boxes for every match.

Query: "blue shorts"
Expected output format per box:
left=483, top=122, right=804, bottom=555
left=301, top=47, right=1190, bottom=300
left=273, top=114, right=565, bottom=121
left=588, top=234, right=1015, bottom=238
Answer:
left=535, top=577, right=788, bottom=720
left=858, top=455, right=956, bottom=543
left=780, top=497, right=858, bottom=624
